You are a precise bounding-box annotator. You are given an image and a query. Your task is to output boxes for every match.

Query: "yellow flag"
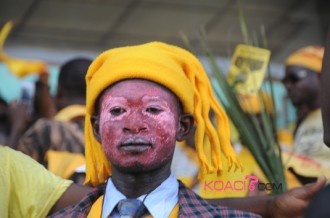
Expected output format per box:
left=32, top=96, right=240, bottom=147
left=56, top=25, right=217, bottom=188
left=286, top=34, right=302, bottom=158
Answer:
left=0, top=21, right=13, bottom=51
left=227, top=44, right=271, bottom=94
left=0, top=21, right=47, bottom=78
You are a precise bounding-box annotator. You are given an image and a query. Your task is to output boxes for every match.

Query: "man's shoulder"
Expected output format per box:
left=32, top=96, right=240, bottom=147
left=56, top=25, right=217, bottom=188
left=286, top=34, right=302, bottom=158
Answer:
left=48, top=184, right=106, bottom=218
left=301, top=109, right=322, bottom=128
left=32, top=118, right=82, bottom=131
left=18, top=117, right=85, bottom=158
left=178, top=181, right=261, bottom=217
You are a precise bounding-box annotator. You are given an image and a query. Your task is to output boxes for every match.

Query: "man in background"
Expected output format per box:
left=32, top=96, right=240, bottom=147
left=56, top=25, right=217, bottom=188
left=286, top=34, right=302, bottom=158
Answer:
left=281, top=46, right=330, bottom=184
left=17, top=58, right=91, bottom=179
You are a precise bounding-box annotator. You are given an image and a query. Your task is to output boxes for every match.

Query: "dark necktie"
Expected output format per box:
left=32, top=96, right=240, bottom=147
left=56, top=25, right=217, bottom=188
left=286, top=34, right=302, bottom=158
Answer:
left=116, top=198, right=148, bottom=218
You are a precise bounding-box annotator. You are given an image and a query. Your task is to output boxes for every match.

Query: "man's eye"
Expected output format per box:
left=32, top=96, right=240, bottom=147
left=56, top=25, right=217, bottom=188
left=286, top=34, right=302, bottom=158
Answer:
left=110, top=108, right=126, bottom=116
left=146, top=107, right=162, bottom=114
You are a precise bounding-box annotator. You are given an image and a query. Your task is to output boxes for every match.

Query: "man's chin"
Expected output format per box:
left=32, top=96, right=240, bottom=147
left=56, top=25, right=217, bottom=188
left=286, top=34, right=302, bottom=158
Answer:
left=114, top=162, right=158, bottom=174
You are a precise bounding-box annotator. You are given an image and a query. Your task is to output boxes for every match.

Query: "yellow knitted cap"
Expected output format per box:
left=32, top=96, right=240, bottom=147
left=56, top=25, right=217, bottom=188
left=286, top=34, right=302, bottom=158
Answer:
left=285, top=45, right=324, bottom=73
left=85, top=41, right=241, bottom=186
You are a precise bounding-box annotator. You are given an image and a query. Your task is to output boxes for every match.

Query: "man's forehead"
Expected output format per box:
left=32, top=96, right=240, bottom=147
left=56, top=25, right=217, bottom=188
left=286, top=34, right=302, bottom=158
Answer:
left=103, top=79, right=177, bottom=98
left=100, top=79, right=176, bottom=102
left=101, top=95, right=168, bottom=103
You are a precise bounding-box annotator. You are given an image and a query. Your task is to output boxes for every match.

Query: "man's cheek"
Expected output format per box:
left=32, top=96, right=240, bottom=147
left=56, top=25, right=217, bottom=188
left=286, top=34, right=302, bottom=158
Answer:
left=157, top=130, right=175, bottom=144
left=100, top=127, right=117, bottom=144
left=100, top=120, right=117, bottom=132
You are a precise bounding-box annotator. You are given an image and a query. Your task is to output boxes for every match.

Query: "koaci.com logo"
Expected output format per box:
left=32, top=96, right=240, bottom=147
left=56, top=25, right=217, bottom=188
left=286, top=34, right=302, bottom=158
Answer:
left=203, top=175, right=283, bottom=192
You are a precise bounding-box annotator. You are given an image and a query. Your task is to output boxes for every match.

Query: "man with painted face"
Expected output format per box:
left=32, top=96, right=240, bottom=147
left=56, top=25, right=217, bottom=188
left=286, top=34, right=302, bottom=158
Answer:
left=50, top=42, right=259, bottom=217
left=50, top=42, right=326, bottom=218
left=281, top=46, right=330, bottom=183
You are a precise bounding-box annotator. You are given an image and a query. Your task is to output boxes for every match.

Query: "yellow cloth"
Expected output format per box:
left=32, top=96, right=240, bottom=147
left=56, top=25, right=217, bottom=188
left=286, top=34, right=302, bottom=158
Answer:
left=285, top=45, right=324, bottom=73
left=172, top=142, right=199, bottom=188
left=45, top=150, right=86, bottom=179
left=200, top=146, right=257, bottom=198
left=54, top=104, right=86, bottom=122
left=88, top=195, right=179, bottom=218
left=0, top=145, right=72, bottom=218
left=238, top=91, right=274, bottom=115
left=48, top=104, right=86, bottom=178
left=278, top=128, right=294, bottom=151
left=282, top=152, right=330, bottom=182
left=0, top=21, right=47, bottom=78
left=84, top=41, right=241, bottom=186
left=293, top=109, right=330, bottom=171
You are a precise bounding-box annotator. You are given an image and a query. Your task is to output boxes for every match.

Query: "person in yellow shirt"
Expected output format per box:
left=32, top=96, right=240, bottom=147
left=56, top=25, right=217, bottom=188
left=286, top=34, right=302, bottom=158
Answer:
left=1, top=143, right=327, bottom=218
left=0, top=145, right=90, bottom=218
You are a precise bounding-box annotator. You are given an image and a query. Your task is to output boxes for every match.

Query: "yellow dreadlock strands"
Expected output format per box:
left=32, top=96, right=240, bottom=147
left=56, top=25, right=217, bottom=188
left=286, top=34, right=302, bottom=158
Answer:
left=84, top=115, right=111, bottom=186
left=198, top=75, right=235, bottom=174
left=210, top=93, right=243, bottom=173
left=189, top=71, right=211, bottom=175
left=194, top=68, right=232, bottom=178
left=195, top=63, right=231, bottom=174
left=191, top=58, right=223, bottom=175
left=84, top=117, right=97, bottom=185
left=198, top=82, right=222, bottom=172
left=175, top=43, right=241, bottom=176
left=208, top=103, right=226, bottom=176
left=84, top=122, right=95, bottom=185
left=194, top=96, right=214, bottom=174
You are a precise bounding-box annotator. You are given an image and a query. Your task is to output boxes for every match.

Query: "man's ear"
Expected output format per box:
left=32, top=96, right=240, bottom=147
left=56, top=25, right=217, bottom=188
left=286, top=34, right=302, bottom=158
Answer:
left=91, top=115, right=102, bottom=143
left=176, top=114, right=194, bottom=141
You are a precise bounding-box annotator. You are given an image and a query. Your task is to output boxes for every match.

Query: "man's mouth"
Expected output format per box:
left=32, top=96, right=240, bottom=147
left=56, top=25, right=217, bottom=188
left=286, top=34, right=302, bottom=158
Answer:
left=120, top=138, right=152, bottom=153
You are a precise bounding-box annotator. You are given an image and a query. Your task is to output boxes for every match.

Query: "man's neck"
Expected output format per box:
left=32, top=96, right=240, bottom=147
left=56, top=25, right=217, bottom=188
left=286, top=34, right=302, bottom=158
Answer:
left=111, top=162, right=171, bottom=198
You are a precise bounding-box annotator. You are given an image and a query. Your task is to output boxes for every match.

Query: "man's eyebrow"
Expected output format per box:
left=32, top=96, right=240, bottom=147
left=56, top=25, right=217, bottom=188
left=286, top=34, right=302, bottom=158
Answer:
left=142, top=96, right=166, bottom=102
left=103, top=96, right=127, bottom=106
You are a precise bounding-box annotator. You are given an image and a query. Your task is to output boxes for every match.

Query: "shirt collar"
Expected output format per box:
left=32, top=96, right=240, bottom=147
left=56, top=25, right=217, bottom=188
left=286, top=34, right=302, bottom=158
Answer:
left=102, top=173, right=179, bottom=218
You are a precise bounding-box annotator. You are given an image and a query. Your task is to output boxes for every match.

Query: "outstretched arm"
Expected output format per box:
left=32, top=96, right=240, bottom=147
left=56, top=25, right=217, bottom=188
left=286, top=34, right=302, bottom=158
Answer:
left=206, top=176, right=326, bottom=218
left=34, top=73, right=56, bottom=119
left=48, top=183, right=92, bottom=216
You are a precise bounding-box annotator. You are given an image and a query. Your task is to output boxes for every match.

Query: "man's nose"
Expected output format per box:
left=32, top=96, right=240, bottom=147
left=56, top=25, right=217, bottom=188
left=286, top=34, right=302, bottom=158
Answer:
left=123, top=113, right=148, bottom=133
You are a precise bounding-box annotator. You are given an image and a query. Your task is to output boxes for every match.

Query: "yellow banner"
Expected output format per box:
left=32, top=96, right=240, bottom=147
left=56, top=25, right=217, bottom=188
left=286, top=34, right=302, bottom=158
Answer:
left=227, top=44, right=271, bottom=94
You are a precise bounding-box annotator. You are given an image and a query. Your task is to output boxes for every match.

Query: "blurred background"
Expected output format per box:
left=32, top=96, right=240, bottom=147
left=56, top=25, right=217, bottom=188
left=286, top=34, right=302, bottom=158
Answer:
left=1, top=0, right=330, bottom=127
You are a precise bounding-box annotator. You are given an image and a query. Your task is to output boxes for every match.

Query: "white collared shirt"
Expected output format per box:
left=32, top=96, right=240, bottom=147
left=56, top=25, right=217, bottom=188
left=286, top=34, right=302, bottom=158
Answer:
left=102, top=173, right=179, bottom=218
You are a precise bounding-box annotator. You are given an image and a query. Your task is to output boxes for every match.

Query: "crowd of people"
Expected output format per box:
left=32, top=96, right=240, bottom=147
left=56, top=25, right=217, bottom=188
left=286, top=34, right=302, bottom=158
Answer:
left=1, top=27, right=330, bottom=217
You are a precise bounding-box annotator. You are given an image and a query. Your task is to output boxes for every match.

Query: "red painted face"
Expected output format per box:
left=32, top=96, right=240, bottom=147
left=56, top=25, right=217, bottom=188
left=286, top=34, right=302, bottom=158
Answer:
left=98, top=79, right=180, bottom=172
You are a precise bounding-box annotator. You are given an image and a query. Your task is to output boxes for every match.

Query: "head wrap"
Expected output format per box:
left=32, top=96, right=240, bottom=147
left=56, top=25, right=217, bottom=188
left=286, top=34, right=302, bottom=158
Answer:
left=85, top=42, right=241, bottom=186
left=285, top=45, right=324, bottom=73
